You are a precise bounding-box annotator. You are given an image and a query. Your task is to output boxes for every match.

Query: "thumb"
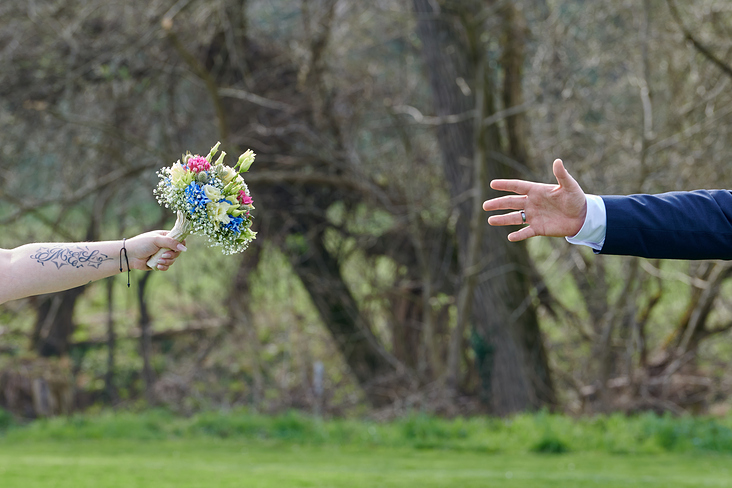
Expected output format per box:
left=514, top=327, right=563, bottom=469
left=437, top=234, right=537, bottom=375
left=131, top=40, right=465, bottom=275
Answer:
left=552, top=158, right=577, bottom=189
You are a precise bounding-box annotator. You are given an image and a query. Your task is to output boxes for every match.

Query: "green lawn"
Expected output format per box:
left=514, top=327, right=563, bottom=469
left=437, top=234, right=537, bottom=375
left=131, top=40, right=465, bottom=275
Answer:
left=1, top=438, right=731, bottom=488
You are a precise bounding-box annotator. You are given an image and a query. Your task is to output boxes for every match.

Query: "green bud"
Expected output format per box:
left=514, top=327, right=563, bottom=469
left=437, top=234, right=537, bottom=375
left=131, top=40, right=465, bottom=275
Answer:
left=196, top=172, right=210, bottom=184
left=206, top=141, right=221, bottom=163
left=214, top=150, right=227, bottom=167
left=236, top=149, right=256, bottom=173
left=223, top=181, right=238, bottom=194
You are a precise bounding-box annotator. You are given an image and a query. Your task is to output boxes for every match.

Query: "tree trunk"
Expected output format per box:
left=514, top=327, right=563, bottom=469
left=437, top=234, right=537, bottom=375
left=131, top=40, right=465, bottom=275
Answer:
left=287, top=225, right=401, bottom=406
left=104, top=277, right=117, bottom=403
left=138, top=273, right=155, bottom=404
left=228, top=244, right=264, bottom=405
left=413, top=0, right=555, bottom=414
left=501, top=2, right=530, bottom=164
left=31, top=286, right=86, bottom=357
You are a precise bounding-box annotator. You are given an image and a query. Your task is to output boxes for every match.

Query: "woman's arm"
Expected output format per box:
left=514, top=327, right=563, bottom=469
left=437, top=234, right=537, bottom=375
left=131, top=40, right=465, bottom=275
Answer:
left=0, top=231, right=186, bottom=304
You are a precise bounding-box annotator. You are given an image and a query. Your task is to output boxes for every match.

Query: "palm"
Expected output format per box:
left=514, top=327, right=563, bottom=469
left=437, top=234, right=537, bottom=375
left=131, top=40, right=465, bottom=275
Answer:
left=482, top=159, right=587, bottom=242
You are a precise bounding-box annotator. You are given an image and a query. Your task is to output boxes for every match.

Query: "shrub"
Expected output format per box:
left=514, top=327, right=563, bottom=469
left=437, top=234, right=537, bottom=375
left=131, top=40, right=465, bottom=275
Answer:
left=531, top=436, right=571, bottom=454
left=0, top=408, right=14, bottom=431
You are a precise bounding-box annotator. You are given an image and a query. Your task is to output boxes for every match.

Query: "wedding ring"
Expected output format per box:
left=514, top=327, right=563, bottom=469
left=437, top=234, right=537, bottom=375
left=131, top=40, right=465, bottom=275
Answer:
left=520, top=210, right=526, bottom=224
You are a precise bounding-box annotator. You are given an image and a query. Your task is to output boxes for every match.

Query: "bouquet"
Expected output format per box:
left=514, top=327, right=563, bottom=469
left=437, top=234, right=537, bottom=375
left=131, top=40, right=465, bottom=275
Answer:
left=147, top=142, right=257, bottom=268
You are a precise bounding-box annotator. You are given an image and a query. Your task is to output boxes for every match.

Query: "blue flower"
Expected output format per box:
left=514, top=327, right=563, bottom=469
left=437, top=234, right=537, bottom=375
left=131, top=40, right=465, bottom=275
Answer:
left=184, top=182, right=211, bottom=210
left=224, top=216, right=245, bottom=234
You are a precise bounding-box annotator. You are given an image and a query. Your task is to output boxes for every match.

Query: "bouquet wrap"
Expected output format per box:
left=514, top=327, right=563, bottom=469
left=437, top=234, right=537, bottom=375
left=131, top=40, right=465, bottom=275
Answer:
left=148, top=142, right=256, bottom=269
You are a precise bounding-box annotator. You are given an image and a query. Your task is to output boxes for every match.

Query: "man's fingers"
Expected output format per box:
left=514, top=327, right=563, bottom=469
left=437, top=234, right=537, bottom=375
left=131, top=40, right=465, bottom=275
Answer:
left=483, top=195, right=528, bottom=212
left=507, top=226, right=536, bottom=242
left=489, top=178, right=533, bottom=194
left=487, top=211, right=525, bottom=227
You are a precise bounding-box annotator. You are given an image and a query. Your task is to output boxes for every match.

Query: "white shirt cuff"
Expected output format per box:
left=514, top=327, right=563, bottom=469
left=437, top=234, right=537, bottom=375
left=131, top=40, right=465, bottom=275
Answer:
left=565, top=194, right=607, bottom=251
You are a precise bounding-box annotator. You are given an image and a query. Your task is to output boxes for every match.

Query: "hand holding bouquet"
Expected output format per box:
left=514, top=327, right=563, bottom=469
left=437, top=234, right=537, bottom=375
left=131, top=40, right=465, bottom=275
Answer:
left=147, top=142, right=256, bottom=268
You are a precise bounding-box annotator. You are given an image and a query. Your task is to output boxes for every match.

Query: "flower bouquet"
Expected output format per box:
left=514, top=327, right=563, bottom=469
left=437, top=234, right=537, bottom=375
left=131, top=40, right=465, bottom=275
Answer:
left=147, top=142, right=256, bottom=268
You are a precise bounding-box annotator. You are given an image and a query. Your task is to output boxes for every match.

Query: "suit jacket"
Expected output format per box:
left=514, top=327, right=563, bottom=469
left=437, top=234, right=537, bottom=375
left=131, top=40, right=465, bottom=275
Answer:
left=600, top=190, right=732, bottom=260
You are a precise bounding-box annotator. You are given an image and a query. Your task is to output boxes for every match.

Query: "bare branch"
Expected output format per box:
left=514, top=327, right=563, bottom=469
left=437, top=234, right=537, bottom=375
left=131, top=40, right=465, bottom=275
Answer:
left=219, top=87, right=295, bottom=113
left=163, top=20, right=229, bottom=144
left=391, top=104, right=475, bottom=125
left=666, top=0, right=732, bottom=80
left=0, top=164, right=150, bottom=226
left=391, top=98, right=535, bottom=127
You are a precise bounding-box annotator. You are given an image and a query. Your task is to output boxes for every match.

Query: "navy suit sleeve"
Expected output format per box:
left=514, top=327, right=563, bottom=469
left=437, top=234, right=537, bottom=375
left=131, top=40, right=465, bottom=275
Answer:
left=600, top=190, right=732, bottom=260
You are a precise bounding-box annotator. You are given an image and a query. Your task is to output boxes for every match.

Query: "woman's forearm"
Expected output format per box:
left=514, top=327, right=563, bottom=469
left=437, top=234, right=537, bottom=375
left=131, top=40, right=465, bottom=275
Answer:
left=0, top=231, right=185, bottom=305
left=0, top=240, right=127, bottom=303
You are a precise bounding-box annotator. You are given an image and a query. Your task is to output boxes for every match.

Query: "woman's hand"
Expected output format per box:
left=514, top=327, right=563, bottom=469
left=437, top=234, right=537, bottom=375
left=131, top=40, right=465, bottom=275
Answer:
left=125, top=231, right=187, bottom=271
left=482, top=159, right=587, bottom=242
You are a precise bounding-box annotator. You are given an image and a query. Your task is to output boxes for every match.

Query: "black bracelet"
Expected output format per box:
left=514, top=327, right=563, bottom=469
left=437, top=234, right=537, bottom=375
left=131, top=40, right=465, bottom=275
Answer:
left=119, top=238, right=130, bottom=288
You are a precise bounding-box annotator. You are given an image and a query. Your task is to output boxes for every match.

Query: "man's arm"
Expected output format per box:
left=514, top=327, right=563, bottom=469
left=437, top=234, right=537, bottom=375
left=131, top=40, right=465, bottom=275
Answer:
left=0, top=231, right=186, bottom=304
left=600, top=191, right=732, bottom=260
left=484, top=159, right=732, bottom=261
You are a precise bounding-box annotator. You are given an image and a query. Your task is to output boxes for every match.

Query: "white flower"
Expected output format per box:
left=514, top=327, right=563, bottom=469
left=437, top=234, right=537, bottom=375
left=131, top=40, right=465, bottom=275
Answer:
left=203, top=184, right=223, bottom=202
left=207, top=200, right=235, bottom=224
left=221, top=166, right=239, bottom=185
left=170, top=162, right=191, bottom=188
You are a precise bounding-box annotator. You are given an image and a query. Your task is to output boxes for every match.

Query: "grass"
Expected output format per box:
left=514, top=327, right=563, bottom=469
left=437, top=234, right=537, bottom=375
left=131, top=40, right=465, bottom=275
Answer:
left=1, top=409, right=732, bottom=487
left=1, top=439, right=732, bottom=487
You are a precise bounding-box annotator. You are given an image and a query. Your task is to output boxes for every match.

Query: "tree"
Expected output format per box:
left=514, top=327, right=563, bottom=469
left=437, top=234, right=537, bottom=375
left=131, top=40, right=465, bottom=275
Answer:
left=412, top=0, right=555, bottom=413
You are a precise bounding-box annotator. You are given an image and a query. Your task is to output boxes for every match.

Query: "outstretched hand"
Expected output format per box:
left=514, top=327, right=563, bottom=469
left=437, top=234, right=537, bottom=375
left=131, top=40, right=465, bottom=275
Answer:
left=482, top=159, right=587, bottom=242
left=125, top=231, right=187, bottom=271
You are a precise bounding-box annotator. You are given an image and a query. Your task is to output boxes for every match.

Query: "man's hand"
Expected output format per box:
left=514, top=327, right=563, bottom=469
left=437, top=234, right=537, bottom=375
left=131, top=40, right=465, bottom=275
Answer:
left=482, top=159, right=587, bottom=242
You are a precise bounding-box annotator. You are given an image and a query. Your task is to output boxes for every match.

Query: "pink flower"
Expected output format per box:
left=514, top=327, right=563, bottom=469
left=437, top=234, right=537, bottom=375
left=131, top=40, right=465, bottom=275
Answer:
left=238, top=191, right=253, bottom=205
left=187, top=156, right=211, bottom=173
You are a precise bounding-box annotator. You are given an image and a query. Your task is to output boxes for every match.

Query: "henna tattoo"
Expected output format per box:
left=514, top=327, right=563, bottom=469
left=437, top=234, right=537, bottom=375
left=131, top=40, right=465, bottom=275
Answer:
left=30, top=246, right=113, bottom=270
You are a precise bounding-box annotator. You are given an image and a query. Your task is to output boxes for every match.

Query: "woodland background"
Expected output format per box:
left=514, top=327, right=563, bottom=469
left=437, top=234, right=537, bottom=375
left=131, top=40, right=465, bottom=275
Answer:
left=1, top=0, right=732, bottom=420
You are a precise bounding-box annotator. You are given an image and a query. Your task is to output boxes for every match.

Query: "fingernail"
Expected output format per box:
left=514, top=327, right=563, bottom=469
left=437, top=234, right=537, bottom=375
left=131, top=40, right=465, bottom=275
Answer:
left=157, top=264, right=166, bottom=271
left=177, top=244, right=187, bottom=252
left=162, top=253, right=172, bottom=259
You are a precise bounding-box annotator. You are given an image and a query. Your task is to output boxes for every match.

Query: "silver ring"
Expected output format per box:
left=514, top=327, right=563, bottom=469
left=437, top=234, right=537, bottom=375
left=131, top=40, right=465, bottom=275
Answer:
left=520, top=210, right=526, bottom=224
